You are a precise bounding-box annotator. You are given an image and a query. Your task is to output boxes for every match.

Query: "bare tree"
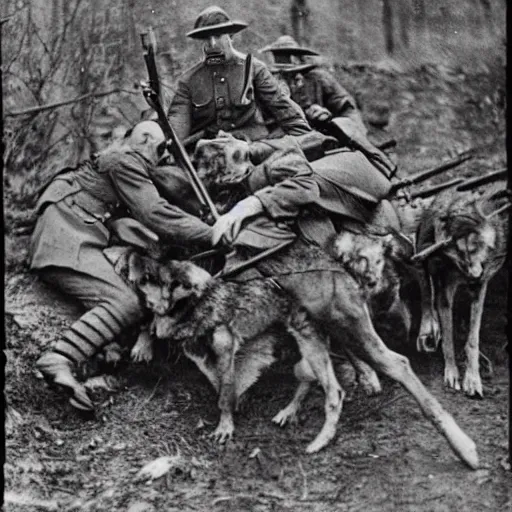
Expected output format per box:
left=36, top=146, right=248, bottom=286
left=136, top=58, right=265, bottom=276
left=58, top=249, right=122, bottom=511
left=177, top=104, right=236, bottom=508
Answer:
left=382, top=0, right=394, bottom=55
left=290, top=0, right=310, bottom=46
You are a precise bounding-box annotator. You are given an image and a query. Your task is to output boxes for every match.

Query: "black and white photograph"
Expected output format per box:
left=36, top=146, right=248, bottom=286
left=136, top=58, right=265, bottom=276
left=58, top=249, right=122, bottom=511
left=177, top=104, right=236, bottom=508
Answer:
left=3, top=1, right=510, bottom=510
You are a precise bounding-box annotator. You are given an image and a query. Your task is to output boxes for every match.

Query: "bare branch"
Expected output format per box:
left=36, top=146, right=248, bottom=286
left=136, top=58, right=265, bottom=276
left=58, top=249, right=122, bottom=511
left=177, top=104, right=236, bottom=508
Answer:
left=3, top=10, right=30, bottom=74
left=5, top=88, right=123, bottom=117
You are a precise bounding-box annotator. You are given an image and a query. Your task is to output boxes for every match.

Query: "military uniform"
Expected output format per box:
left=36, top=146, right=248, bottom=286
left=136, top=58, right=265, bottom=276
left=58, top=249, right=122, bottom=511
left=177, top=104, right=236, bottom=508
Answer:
left=31, top=144, right=212, bottom=389
left=261, top=36, right=366, bottom=134
left=219, top=136, right=397, bottom=255
left=167, top=55, right=311, bottom=144
left=287, top=66, right=366, bottom=134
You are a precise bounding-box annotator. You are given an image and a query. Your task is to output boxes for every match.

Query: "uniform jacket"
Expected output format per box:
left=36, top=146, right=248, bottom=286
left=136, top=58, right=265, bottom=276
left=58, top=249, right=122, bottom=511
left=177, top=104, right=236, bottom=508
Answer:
left=30, top=146, right=213, bottom=279
left=167, top=54, right=311, bottom=143
left=289, top=66, right=366, bottom=133
left=233, top=137, right=397, bottom=250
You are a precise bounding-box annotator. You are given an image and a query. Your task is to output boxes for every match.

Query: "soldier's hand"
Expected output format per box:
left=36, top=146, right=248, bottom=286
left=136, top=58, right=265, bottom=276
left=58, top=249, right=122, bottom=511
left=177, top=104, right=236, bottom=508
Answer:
left=306, top=104, right=332, bottom=123
left=211, top=196, right=264, bottom=246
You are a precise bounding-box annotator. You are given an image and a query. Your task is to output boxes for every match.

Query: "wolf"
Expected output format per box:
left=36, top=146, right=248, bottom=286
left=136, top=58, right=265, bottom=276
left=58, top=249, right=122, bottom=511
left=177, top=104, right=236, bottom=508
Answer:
left=413, top=180, right=510, bottom=397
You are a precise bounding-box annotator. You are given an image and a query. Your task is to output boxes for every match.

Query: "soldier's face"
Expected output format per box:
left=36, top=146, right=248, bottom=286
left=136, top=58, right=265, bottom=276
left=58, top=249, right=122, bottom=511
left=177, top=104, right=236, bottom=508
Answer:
left=203, top=34, right=234, bottom=64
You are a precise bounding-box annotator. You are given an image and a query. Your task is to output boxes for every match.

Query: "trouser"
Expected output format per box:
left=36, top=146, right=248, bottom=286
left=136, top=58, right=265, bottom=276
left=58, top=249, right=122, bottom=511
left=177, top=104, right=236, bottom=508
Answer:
left=38, top=263, right=143, bottom=367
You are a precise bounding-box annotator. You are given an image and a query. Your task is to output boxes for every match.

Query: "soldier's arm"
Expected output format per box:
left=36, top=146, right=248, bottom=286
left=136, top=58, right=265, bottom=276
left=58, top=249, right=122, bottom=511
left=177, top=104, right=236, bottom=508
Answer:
left=316, top=69, right=359, bottom=117
left=166, top=79, right=192, bottom=142
left=103, top=151, right=213, bottom=247
left=252, top=60, right=311, bottom=136
left=247, top=139, right=321, bottom=219
left=253, top=172, right=320, bottom=220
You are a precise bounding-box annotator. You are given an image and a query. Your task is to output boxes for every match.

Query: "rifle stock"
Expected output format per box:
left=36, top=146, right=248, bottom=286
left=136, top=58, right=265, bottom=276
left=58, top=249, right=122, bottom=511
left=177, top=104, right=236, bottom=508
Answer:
left=140, top=28, right=220, bottom=221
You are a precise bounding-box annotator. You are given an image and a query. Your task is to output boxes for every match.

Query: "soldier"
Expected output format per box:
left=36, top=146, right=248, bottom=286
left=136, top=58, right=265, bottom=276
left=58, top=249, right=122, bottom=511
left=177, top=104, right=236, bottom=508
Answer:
left=32, top=121, right=213, bottom=411
left=166, top=6, right=312, bottom=149
left=261, top=35, right=396, bottom=179
left=260, top=35, right=367, bottom=134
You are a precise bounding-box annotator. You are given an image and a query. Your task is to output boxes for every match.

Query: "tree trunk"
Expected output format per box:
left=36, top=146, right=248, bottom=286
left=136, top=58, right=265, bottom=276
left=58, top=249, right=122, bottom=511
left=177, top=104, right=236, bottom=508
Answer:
left=382, top=0, right=394, bottom=55
left=290, top=0, right=310, bottom=45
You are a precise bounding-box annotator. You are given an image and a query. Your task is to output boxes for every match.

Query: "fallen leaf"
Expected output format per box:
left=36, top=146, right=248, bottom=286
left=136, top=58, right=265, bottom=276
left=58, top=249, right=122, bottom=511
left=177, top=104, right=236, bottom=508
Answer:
left=127, top=501, right=155, bottom=512
left=84, top=375, right=120, bottom=392
left=249, top=448, right=261, bottom=459
left=135, top=455, right=183, bottom=482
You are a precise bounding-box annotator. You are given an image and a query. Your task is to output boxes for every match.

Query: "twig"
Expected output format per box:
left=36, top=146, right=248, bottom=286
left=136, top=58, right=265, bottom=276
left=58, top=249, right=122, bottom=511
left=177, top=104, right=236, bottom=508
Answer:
left=345, top=391, right=407, bottom=424
left=130, top=376, right=163, bottom=420
left=5, top=88, right=123, bottom=117
left=297, top=460, right=309, bottom=501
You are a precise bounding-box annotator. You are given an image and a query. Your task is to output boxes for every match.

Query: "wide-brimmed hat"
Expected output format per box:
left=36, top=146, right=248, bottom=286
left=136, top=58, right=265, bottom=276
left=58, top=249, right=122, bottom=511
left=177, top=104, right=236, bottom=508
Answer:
left=260, top=35, right=319, bottom=57
left=269, top=59, right=317, bottom=75
left=187, top=6, right=248, bottom=39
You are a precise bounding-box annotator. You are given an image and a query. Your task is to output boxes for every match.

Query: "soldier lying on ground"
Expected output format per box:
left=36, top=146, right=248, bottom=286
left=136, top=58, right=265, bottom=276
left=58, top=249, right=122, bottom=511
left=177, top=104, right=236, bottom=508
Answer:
left=31, top=121, right=213, bottom=411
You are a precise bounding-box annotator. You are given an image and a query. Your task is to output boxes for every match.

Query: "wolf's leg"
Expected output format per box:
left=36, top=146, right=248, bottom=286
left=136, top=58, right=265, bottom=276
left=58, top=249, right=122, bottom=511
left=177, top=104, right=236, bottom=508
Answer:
left=330, top=300, right=479, bottom=469
left=344, top=347, right=382, bottom=395
left=131, top=326, right=154, bottom=363
left=272, top=358, right=314, bottom=427
left=435, top=273, right=460, bottom=390
left=417, top=266, right=442, bottom=353
left=462, top=280, right=488, bottom=397
left=210, top=324, right=239, bottom=443
left=288, top=308, right=345, bottom=454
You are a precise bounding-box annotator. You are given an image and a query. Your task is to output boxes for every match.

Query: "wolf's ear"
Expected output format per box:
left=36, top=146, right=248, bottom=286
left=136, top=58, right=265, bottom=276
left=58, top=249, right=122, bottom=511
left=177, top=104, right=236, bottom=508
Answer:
left=127, top=252, right=157, bottom=284
left=182, top=261, right=212, bottom=288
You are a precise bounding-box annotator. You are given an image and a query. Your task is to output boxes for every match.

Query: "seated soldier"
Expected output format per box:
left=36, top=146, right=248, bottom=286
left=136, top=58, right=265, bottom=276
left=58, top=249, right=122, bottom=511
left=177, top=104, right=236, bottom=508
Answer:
left=32, top=121, right=213, bottom=411
left=261, top=35, right=366, bottom=134
left=260, top=36, right=396, bottom=178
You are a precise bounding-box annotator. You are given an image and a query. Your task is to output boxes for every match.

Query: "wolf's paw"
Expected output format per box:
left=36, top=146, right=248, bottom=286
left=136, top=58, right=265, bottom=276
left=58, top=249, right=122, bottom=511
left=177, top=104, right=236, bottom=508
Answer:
left=444, top=365, right=461, bottom=391
left=210, top=415, right=234, bottom=444
left=272, top=406, right=298, bottom=427
left=462, top=369, right=483, bottom=398
left=358, top=370, right=382, bottom=396
left=131, top=331, right=153, bottom=363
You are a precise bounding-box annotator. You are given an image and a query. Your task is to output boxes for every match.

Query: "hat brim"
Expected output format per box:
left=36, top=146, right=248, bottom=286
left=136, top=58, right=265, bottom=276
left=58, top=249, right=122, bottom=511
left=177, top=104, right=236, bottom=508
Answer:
left=260, top=45, right=319, bottom=56
left=187, top=21, right=248, bottom=39
left=270, top=63, right=317, bottom=74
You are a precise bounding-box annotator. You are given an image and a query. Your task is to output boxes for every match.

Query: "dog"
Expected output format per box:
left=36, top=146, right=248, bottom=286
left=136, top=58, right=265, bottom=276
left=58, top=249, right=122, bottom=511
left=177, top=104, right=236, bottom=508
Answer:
left=123, top=239, right=479, bottom=469
left=134, top=255, right=345, bottom=454
left=413, top=180, right=510, bottom=397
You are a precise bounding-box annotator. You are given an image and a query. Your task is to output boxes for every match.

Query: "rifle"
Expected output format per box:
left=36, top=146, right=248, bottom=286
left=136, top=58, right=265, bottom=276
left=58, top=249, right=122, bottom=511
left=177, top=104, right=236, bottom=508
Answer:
left=140, top=28, right=220, bottom=221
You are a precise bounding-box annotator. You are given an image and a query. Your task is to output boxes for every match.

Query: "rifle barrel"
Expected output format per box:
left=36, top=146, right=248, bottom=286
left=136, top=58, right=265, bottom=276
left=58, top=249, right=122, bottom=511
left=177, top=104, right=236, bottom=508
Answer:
left=390, top=152, right=474, bottom=194
left=140, top=28, right=220, bottom=221
left=455, top=168, right=507, bottom=192
left=410, top=178, right=464, bottom=200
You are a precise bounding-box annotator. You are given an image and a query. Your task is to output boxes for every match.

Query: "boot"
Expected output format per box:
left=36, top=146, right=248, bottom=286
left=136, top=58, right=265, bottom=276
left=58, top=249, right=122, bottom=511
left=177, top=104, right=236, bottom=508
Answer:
left=36, top=304, right=128, bottom=411
left=36, top=352, right=94, bottom=411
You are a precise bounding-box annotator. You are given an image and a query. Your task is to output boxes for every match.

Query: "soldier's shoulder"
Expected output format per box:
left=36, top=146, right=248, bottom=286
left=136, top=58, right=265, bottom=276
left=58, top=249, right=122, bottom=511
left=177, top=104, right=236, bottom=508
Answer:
left=177, top=60, right=206, bottom=82
left=98, top=145, right=146, bottom=173
left=306, top=66, right=334, bottom=80
left=252, top=56, right=271, bottom=73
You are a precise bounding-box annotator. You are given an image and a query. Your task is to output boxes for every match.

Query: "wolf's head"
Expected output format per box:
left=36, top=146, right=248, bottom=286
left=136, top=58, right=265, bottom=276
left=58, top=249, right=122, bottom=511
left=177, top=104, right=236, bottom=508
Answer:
left=149, top=260, right=213, bottom=340
left=194, top=131, right=253, bottom=188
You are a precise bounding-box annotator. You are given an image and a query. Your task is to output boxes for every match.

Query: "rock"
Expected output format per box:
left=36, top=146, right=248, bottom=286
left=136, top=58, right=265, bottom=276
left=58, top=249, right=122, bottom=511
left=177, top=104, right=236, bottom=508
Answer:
left=127, top=502, right=155, bottom=512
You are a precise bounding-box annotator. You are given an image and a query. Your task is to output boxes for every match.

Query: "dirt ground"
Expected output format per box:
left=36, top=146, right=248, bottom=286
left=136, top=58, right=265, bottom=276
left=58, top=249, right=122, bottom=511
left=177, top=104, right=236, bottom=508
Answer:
left=4, top=61, right=511, bottom=511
